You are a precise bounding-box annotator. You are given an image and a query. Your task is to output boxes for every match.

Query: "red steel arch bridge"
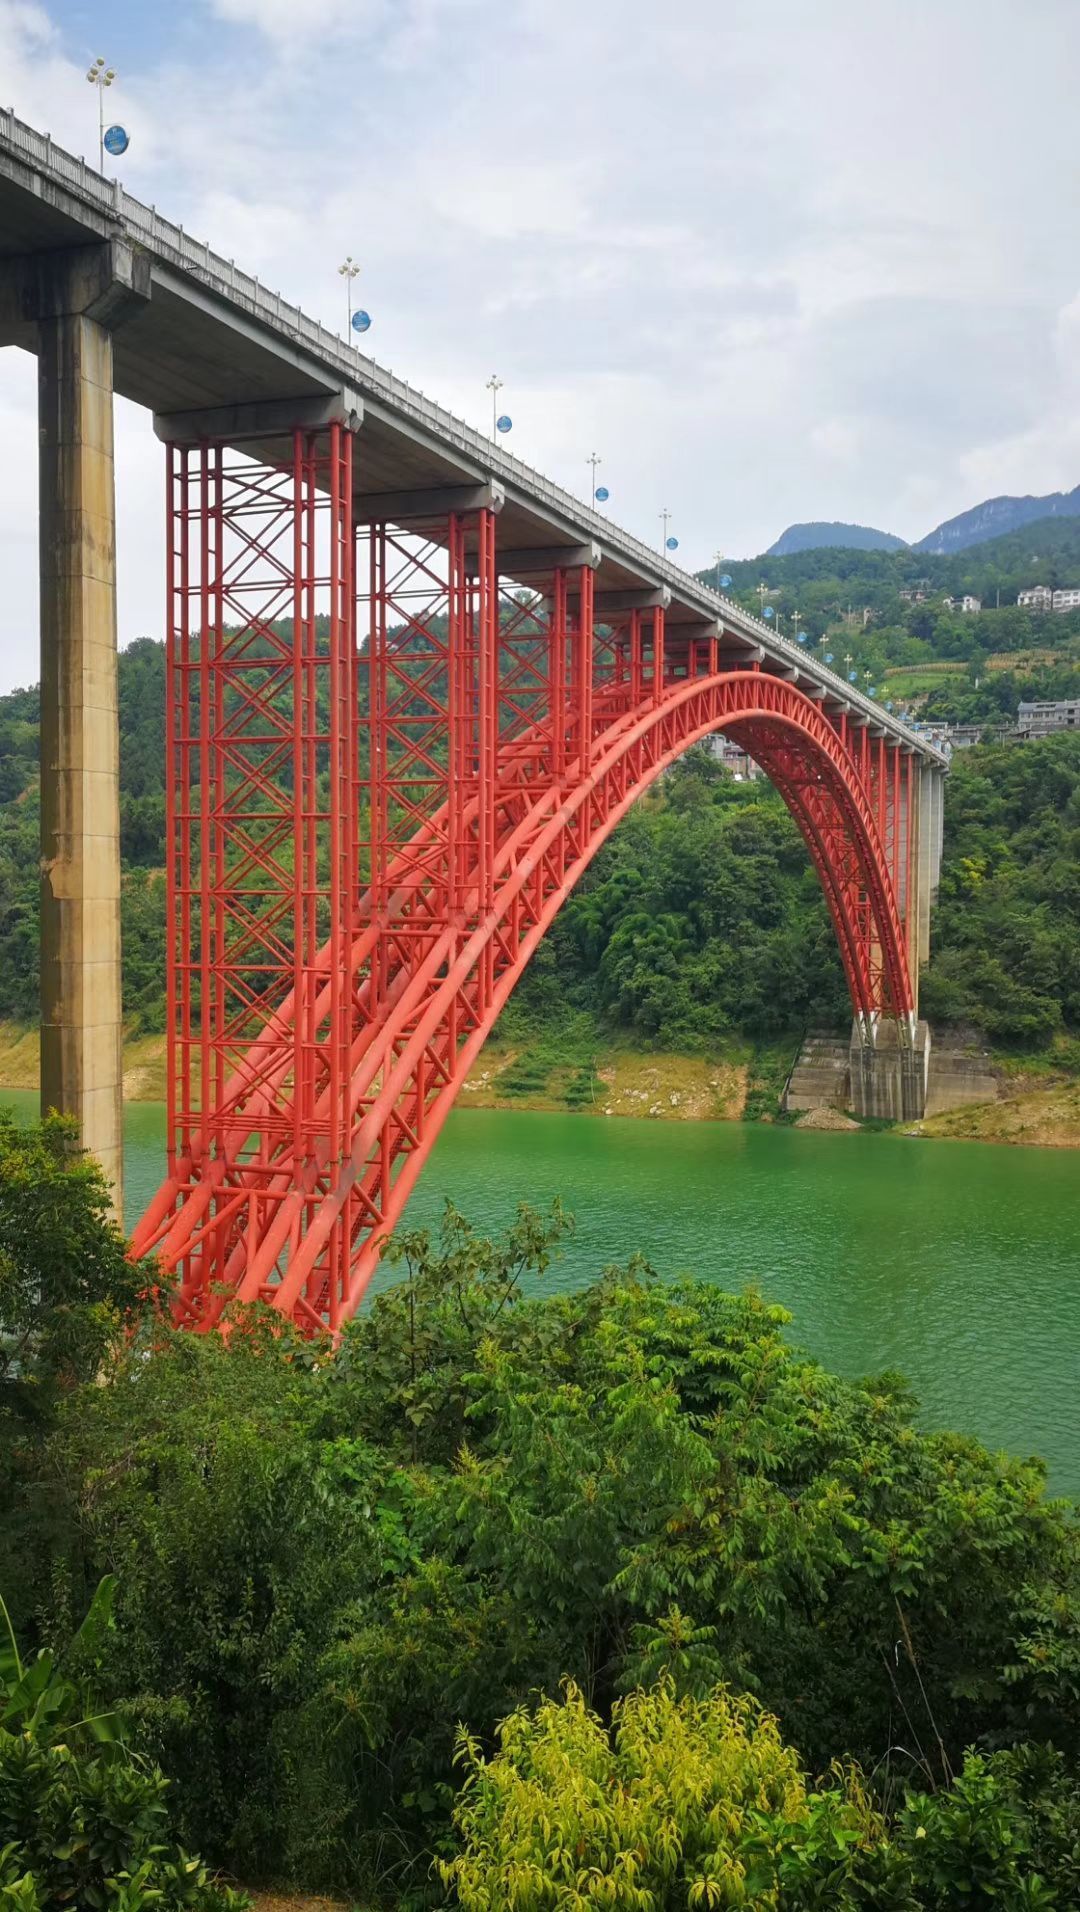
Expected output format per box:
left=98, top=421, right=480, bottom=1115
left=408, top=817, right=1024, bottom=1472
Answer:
left=0, top=113, right=947, bottom=1332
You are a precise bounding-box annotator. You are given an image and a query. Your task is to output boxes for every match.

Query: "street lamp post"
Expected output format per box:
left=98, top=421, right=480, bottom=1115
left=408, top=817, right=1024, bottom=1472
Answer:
left=85, top=56, right=116, bottom=172
left=338, top=256, right=360, bottom=335
left=587, top=452, right=602, bottom=498
left=486, top=374, right=503, bottom=442
left=659, top=507, right=672, bottom=551
left=714, top=550, right=725, bottom=593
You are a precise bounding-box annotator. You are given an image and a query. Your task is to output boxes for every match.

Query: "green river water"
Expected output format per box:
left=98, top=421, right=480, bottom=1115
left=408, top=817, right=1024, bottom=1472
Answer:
left=5, top=1090, right=1079, bottom=1496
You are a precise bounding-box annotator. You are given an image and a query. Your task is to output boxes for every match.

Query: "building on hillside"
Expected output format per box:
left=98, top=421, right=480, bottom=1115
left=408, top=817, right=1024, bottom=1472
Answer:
left=1018, top=585, right=1053, bottom=610
left=960, top=595, right=982, bottom=613
left=1016, top=699, right=1080, bottom=738
left=913, top=718, right=1016, bottom=749
left=706, top=735, right=762, bottom=779
left=1052, top=587, right=1080, bottom=612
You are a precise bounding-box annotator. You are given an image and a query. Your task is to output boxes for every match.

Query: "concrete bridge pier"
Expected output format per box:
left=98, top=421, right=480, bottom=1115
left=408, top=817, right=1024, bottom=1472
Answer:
left=4, top=241, right=150, bottom=1209
left=850, top=1018, right=932, bottom=1121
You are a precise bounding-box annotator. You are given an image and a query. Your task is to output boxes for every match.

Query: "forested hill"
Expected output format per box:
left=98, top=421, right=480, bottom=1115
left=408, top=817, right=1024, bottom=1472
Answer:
left=0, top=640, right=167, bottom=1026
left=765, top=485, right=1080, bottom=559
left=766, top=520, right=906, bottom=557
left=702, top=515, right=1080, bottom=730
left=914, top=482, right=1080, bottom=554
left=712, top=512, right=1080, bottom=600
left=1, top=636, right=1079, bottom=1059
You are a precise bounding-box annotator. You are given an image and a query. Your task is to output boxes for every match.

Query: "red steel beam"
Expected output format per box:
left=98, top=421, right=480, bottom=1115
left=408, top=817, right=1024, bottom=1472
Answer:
left=135, top=462, right=916, bottom=1332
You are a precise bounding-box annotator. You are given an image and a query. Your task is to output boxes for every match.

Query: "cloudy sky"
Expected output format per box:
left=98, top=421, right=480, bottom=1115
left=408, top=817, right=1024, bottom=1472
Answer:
left=1, top=0, right=1078, bottom=690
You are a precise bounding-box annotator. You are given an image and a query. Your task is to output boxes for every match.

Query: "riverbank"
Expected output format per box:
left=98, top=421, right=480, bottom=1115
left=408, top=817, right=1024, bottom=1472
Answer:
left=0, top=1018, right=774, bottom=1125
left=4, top=1018, right=1080, bottom=1146
left=0, top=1021, right=172, bottom=1100
left=908, top=1078, right=1080, bottom=1149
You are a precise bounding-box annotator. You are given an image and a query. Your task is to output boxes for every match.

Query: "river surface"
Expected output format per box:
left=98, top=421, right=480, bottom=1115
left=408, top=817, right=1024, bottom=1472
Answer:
left=5, top=1090, right=1079, bottom=1496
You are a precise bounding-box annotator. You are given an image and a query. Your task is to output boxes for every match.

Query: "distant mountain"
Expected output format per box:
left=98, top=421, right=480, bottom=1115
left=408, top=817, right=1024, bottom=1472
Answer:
left=915, top=486, right=1080, bottom=556
left=766, top=521, right=909, bottom=557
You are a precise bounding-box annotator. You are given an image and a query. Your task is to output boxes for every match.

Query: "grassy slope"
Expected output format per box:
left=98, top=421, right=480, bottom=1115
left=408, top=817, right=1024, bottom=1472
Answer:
left=912, top=1081, right=1080, bottom=1148
left=0, top=1022, right=170, bottom=1101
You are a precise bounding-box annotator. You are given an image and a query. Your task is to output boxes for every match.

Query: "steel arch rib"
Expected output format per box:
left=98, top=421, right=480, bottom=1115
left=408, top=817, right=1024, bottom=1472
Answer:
left=133, top=670, right=914, bottom=1334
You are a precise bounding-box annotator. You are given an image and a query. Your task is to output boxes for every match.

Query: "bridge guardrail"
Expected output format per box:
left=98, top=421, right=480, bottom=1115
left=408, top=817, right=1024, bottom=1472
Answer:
left=0, top=107, right=946, bottom=768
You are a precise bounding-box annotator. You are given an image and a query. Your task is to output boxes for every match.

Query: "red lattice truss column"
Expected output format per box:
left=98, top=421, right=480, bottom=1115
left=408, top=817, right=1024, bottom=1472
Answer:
left=132, top=429, right=916, bottom=1332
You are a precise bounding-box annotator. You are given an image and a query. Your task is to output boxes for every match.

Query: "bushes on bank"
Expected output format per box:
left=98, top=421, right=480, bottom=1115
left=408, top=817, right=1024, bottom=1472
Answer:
left=26, top=1201, right=1080, bottom=1898
left=0, top=1579, right=248, bottom=1912
left=5, top=1121, right=1080, bottom=1903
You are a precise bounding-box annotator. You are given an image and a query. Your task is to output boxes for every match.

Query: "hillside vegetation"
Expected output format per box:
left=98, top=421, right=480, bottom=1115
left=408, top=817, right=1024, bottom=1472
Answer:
left=2, top=614, right=1079, bottom=1077
left=707, top=513, right=1080, bottom=727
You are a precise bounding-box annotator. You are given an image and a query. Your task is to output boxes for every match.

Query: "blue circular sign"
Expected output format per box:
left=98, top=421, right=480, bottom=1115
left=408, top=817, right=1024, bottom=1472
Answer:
left=886, top=700, right=894, bottom=711
left=594, top=485, right=609, bottom=502
left=825, top=652, right=834, bottom=663
left=351, top=309, right=372, bottom=333
left=848, top=670, right=858, bottom=682
left=665, top=535, right=679, bottom=550
left=797, top=632, right=807, bottom=645
left=103, top=124, right=129, bottom=156
left=720, top=573, right=732, bottom=587
left=496, top=414, right=512, bottom=433
left=763, top=605, right=774, bottom=618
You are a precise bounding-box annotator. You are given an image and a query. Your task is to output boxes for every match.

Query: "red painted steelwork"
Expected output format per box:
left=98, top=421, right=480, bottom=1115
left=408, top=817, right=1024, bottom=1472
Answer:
left=133, top=429, right=916, bottom=1333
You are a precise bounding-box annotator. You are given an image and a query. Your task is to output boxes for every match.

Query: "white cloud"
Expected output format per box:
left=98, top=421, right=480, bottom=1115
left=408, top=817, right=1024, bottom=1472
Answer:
left=1, top=0, right=1079, bottom=689
left=209, top=0, right=389, bottom=43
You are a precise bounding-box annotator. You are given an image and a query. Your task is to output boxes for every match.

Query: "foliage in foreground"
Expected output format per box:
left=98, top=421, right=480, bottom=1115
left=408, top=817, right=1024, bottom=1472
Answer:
left=444, top=1679, right=1080, bottom=1909
left=7, top=1192, right=1072, bottom=1900
left=0, top=1578, right=248, bottom=1912
left=4, top=1125, right=1080, bottom=1902
left=0, top=1112, right=140, bottom=1632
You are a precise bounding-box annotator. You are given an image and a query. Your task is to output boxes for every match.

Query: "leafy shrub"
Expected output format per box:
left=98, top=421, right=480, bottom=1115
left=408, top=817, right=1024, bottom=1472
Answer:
left=0, top=1113, right=141, bottom=1639
left=441, top=1678, right=911, bottom=1908
left=442, top=1681, right=1080, bottom=1909
left=0, top=1581, right=247, bottom=1912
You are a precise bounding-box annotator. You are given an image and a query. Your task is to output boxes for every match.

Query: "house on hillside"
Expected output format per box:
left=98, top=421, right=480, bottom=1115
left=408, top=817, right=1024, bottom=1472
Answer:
left=1018, top=585, right=1053, bottom=610
left=1017, top=699, right=1080, bottom=738
left=1052, top=587, right=1080, bottom=612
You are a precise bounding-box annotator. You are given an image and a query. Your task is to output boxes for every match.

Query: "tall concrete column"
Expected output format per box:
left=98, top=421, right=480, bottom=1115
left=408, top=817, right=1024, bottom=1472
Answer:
left=38, top=304, right=123, bottom=1201
left=16, top=242, right=150, bottom=1212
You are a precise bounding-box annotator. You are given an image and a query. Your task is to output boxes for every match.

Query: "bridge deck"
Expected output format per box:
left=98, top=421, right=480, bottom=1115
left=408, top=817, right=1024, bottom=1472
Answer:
left=0, top=107, right=945, bottom=768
